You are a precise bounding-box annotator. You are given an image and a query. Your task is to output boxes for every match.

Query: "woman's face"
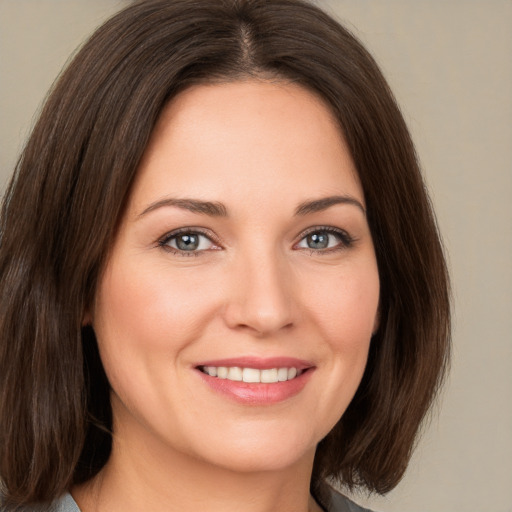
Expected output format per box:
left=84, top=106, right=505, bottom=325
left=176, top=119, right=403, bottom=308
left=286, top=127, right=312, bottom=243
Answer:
left=91, top=81, right=380, bottom=473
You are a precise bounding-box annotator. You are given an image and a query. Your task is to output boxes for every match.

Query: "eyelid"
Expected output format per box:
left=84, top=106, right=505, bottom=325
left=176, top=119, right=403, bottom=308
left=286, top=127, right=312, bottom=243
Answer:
left=156, top=225, right=355, bottom=256
left=294, top=225, right=356, bottom=251
left=157, top=227, right=222, bottom=254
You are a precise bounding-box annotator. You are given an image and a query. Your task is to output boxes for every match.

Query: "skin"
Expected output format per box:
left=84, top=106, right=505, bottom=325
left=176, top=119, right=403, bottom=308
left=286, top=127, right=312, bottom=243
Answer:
left=75, top=80, right=380, bottom=512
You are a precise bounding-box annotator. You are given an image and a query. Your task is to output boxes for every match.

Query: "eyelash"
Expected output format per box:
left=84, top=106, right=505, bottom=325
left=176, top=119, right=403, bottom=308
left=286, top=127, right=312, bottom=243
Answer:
left=157, top=226, right=355, bottom=257
left=158, top=227, right=220, bottom=257
left=296, top=226, right=355, bottom=255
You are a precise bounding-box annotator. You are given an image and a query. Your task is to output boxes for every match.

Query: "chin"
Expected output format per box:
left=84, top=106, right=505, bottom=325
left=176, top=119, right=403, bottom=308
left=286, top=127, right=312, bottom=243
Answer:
left=181, top=422, right=321, bottom=474
left=203, top=444, right=316, bottom=474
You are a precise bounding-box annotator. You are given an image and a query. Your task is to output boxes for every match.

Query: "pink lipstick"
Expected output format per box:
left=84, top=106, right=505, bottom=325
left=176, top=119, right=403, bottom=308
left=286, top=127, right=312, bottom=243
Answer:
left=194, top=357, right=315, bottom=405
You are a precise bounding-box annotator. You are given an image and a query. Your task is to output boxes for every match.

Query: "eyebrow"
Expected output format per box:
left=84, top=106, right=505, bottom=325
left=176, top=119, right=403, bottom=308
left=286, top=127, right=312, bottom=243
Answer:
left=294, top=195, right=366, bottom=216
left=138, top=194, right=365, bottom=219
left=138, top=198, right=228, bottom=218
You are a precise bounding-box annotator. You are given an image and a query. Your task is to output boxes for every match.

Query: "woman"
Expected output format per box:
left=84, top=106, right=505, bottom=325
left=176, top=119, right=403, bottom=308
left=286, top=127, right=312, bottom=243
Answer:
left=0, top=1, right=450, bottom=511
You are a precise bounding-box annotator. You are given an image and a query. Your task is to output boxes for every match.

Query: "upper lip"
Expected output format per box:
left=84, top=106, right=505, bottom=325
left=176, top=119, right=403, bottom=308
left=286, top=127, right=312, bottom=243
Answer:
left=194, top=356, right=314, bottom=371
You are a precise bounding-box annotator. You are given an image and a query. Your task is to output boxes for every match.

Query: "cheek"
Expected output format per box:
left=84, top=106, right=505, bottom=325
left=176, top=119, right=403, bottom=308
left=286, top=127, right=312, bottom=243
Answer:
left=302, top=259, right=380, bottom=348
left=317, top=280, right=378, bottom=426
left=300, top=258, right=379, bottom=416
left=90, top=261, right=219, bottom=421
left=94, top=260, right=223, bottom=353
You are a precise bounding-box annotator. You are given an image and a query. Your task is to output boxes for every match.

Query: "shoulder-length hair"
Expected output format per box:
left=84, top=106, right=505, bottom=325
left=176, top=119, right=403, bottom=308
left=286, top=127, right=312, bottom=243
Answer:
left=0, top=0, right=450, bottom=507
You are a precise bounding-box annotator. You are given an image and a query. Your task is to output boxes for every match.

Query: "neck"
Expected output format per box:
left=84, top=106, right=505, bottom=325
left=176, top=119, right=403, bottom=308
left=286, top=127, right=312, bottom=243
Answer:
left=72, top=417, right=323, bottom=512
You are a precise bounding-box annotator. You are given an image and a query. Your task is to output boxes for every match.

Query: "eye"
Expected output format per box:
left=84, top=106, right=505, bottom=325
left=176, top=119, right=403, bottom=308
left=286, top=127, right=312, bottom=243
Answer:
left=159, top=229, right=219, bottom=254
left=296, top=227, right=353, bottom=252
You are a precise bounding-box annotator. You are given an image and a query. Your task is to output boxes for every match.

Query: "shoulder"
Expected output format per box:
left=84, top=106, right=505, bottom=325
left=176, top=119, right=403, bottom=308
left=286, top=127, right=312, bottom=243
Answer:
left=0, top=493, right=80, bottom=512
left=48, top=493, right=81, bottom=512
left=324, top=486, right=376, bottom=512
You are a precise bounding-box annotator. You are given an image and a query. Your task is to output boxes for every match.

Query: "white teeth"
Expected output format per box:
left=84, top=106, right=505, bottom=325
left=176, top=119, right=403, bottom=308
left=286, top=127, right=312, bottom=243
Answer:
left=260, top=368, right=278, bottom=383
left=277, top=367, right=288, bottom=381
left=217, top=366, right=228, bottom=379
left=242, top=368, right=260, bottom=383
left=201, top=366, right=303, bottom=383
left=227, top=367, right=243, bottom=381
left=288, top=367, right=297, bottom=380
left=204, top=366, right=217, bottom=377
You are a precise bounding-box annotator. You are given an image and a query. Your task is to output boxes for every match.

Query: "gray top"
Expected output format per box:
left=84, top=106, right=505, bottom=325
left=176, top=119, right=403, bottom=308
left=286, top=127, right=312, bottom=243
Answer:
left=44, top=489, right=374, bottom=512
left=49, top=493, right=78, bottom=512
left=2, top=488, right=374, bottom=512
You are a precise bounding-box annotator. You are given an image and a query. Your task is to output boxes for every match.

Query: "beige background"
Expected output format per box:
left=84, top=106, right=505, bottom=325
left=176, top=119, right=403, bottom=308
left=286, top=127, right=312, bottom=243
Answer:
left=1, top=1, right=511, bottom=511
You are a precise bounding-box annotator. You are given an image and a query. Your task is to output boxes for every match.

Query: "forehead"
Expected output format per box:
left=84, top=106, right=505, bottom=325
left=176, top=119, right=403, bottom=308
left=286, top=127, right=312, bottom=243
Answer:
left=129, top=80, right=364, bottom=213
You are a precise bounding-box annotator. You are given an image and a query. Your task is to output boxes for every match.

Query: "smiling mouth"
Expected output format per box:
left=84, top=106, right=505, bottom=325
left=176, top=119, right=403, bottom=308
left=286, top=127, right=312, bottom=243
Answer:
left=198, top=366, right=305, bottom=383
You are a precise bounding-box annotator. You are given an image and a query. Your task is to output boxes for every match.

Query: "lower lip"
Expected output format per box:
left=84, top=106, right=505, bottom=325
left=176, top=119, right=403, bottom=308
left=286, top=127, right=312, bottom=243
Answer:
left=196, top=369, right=314, bottom=405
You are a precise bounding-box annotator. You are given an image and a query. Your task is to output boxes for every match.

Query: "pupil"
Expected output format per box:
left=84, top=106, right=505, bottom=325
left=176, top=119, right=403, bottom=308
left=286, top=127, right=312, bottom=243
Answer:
left=177, top=234, right=199, bottom=250
left=308, top=232, right=328, bottom=249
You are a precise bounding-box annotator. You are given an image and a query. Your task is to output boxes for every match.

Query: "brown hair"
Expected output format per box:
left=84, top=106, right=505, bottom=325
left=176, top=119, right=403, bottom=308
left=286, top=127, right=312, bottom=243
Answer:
left=0, top=0, right=450, bottom=507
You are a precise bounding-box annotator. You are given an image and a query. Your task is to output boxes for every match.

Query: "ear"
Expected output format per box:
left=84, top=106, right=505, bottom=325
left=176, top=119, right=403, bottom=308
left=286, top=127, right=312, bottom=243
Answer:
left=82, top=309, right=92, bottom=326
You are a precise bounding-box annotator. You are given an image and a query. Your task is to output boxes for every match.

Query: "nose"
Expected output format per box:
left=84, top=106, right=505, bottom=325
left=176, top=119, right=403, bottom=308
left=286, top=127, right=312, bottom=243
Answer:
left=223, top=250, right=296, bottom=337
